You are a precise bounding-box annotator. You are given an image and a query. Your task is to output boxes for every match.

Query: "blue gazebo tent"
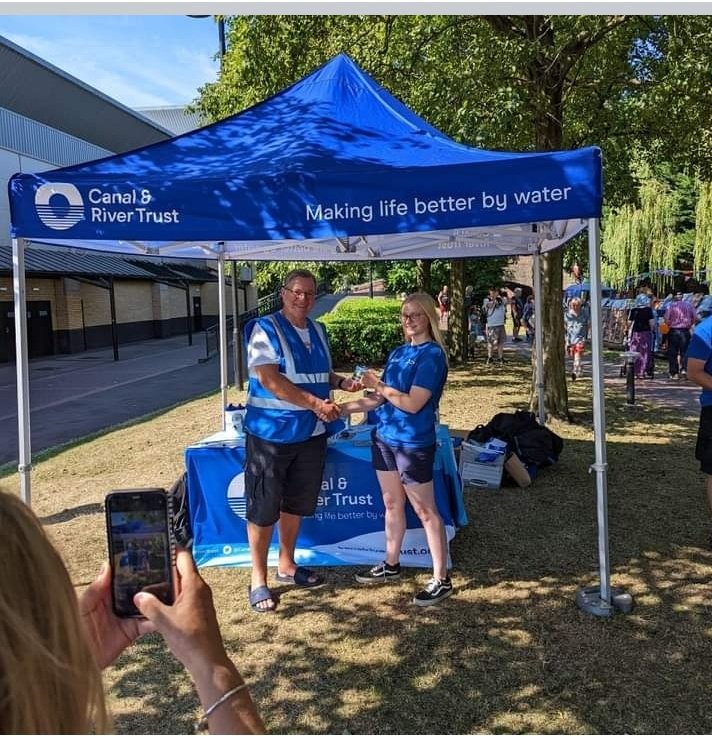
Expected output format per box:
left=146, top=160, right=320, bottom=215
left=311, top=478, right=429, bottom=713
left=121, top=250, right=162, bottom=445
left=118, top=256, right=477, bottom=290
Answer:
left=7, top=53, right=624, bottom=616
left=9, top=53, right=600, bottom=258
left=564, top=281, right=615, bottom=299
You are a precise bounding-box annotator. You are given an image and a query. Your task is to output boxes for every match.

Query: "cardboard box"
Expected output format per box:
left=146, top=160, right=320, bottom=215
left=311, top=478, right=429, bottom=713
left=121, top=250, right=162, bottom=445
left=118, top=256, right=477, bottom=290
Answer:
left=504, top=452, right=531, bottom=487
left=459, top=440, right=504, bottom=489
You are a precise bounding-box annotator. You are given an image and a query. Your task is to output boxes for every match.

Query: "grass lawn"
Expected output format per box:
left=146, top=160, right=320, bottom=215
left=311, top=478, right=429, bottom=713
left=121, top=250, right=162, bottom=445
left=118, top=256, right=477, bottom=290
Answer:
left=1, top=348, right=709, bottom=734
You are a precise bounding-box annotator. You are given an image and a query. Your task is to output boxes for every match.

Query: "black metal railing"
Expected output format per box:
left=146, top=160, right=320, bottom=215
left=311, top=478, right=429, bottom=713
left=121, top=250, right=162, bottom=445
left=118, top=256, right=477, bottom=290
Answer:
left=200, top=289, right=282, bottom=361
left=200, top=283, right=328, bottom=361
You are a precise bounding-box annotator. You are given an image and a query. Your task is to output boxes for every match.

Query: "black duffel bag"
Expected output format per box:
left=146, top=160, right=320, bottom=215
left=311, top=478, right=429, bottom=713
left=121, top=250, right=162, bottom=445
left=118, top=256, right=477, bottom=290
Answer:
left=468, top=410, right=563, bottom=467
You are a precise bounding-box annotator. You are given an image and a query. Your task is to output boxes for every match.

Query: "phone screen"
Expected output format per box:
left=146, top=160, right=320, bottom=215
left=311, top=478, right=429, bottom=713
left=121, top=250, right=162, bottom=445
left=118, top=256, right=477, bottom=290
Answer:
left=105, top=489, right=175, bottom=618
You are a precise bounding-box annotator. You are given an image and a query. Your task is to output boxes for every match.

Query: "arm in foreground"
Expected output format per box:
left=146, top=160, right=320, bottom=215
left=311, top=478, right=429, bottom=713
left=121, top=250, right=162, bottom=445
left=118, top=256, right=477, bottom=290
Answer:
left=687, top=329, right=712, bottom=390
left=134, top=550, right=266, bottom=734
left=687, top=357, right=712, bottom=390
left=80, top=551, right=265, bottom=733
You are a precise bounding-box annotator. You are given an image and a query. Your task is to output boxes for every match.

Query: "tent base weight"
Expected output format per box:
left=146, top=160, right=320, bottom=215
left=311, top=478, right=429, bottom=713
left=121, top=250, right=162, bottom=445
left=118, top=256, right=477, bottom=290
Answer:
left=575, top=586, right=634, bottom=617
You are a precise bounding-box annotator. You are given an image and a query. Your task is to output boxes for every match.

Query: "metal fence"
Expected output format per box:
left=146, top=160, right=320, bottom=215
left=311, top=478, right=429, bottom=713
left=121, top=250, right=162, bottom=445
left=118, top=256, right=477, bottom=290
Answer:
left=200, top=288, right=285, bottom=361
left=201, top=283, right=328, bottom=361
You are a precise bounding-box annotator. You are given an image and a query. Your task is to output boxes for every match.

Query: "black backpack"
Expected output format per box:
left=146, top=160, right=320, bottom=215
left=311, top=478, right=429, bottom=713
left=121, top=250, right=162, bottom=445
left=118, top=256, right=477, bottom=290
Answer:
left=168, top=472, right=193, bottom=547
left=468, top=410, right=563, bottom=467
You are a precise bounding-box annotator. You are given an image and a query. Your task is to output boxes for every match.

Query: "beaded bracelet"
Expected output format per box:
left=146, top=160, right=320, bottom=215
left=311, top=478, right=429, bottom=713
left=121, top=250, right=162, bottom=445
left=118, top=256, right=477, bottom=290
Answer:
left=194, top=682, right=248, bottom=733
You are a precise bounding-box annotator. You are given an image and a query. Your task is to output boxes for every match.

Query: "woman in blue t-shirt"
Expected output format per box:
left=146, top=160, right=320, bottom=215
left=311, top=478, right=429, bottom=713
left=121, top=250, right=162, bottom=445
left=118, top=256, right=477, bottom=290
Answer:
left=340, top=292, right=451, bottom=607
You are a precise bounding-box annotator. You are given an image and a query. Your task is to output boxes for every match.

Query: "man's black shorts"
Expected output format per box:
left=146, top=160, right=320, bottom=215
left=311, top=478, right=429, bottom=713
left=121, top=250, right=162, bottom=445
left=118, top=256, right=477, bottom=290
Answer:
left=244, top=433, right=327, bottom=527
left=695, top=406, right=712, bottom=475
left=371, top=430, right=436, bottom=485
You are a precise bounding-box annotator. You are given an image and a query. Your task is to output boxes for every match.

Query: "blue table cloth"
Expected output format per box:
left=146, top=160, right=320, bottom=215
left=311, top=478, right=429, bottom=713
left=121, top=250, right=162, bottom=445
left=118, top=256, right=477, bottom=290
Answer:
left=185, top=424, right=467, bottom=568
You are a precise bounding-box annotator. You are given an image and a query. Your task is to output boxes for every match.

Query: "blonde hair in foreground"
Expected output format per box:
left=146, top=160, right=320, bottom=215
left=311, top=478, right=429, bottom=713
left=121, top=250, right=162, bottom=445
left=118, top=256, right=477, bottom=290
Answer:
left=0, top=488, right=109, bottom=733
left=403, top=292, right=448, bottom=363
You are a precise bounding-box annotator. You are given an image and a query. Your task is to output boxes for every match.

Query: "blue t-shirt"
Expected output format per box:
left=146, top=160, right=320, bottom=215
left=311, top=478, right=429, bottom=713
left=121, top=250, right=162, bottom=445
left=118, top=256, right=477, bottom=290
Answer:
left=372, top=341, right=448, bottom=447
left=687, top=315, right=712, bottom=406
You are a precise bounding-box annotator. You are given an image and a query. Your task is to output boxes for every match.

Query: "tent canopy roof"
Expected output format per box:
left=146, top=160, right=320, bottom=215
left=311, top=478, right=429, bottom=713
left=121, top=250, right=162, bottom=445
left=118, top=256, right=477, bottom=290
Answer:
left=9, top=53, right=602, bottom=261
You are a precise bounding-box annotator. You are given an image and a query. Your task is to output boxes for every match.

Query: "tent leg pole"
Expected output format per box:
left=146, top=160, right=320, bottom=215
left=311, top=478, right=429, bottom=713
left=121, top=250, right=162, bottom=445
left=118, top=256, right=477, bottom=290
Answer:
left=575, top=218, right=633, bottom=617
left=217, top=247, right=229, bottom=426
left=231, top=261, right=240, bottom=390
left=532, top=251, right=545, bottom=423
left=12, top=238, right=32, bottom=506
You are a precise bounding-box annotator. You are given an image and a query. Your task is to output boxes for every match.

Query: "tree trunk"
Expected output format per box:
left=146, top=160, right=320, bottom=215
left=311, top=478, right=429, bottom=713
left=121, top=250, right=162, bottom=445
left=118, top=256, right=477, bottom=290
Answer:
left=416, top=259, right=432, bottom=294
left=449, top=260, right=466, bottom=363
left=526, top=16, right=570, bottom=420
left=533, top=251, right=570, bottom=419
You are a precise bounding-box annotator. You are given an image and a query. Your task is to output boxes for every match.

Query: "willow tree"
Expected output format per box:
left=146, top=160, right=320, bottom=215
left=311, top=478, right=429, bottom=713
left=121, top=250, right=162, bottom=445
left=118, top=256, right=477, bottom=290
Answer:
left=694, top=181, right=712, bottom=277
left=602, top=174, right=677, bottom=293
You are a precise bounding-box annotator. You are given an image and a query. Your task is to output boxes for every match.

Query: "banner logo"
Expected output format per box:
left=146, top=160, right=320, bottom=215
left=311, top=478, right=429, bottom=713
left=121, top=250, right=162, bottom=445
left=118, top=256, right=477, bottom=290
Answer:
left=227, top=472, right=247, bottom=519
left=35, top=183, right=85, bottom=230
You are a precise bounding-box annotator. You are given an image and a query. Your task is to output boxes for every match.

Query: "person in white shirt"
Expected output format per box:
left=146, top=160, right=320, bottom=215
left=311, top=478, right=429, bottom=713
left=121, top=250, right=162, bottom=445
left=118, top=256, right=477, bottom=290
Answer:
left=482, top=287, right=507, bottom=365
left=243, top=269, right=361, bottom=613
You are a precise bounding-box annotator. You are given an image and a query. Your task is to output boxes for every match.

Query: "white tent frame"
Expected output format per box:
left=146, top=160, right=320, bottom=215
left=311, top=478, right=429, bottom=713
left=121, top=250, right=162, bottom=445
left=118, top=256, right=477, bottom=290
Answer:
left=11, top=218, right=632, bottom=617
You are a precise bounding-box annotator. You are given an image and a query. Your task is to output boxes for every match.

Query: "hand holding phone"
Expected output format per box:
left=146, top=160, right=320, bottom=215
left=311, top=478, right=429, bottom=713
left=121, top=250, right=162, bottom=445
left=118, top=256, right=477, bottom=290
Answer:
left=79, top=560, right=156, bottom=669
left=105, top=488, right=176, bottom=618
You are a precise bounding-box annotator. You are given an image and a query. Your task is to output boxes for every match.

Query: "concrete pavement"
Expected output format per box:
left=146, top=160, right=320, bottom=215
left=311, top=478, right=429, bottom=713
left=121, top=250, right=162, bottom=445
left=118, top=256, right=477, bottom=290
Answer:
left=0, top=291, right=347, bottom=467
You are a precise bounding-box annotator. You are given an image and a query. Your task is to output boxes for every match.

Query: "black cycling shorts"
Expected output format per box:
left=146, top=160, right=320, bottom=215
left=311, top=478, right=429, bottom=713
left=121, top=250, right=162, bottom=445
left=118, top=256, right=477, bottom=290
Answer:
left=371, top=430, right=436, bottom=485
left=695, top=406, right=712, bottom=476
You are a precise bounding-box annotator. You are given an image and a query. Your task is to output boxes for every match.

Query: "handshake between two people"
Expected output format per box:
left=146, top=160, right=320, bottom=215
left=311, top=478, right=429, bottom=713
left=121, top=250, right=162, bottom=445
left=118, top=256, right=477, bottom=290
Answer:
left=314, top=368, right=384, bottom=423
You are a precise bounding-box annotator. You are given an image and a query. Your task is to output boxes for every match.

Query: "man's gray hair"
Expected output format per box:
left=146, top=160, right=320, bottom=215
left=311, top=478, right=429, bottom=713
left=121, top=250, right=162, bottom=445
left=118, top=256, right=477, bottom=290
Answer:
left=283, top=269, right=317, bottom=288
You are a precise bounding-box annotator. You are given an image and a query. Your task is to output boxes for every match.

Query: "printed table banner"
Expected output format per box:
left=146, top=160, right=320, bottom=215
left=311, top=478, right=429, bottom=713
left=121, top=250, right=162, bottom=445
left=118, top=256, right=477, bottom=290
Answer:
left=186, top=425, right=467, bottom=568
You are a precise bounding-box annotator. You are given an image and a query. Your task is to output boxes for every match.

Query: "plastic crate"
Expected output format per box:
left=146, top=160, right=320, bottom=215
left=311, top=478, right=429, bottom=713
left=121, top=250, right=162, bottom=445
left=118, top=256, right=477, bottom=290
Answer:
left=459, top=440, right=504, bottom=489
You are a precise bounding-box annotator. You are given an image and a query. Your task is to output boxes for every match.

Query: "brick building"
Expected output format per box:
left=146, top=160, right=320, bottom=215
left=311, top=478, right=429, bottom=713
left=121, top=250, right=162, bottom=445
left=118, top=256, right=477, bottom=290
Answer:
left=0, top=34, right=250, bottom=361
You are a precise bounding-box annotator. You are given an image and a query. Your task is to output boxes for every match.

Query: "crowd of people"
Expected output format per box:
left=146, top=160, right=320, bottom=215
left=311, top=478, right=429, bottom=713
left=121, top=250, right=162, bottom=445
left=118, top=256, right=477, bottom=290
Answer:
left=562, top=285, right=707, bottom=381
left=462, top=285, right=536, bottom=365
left=433, top=279, right=707, bottom=384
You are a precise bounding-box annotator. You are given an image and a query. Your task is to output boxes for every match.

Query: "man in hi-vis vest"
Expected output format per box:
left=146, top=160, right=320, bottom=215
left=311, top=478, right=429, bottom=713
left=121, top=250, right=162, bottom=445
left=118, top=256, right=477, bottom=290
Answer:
left=243, top=269, right=362, bottom=612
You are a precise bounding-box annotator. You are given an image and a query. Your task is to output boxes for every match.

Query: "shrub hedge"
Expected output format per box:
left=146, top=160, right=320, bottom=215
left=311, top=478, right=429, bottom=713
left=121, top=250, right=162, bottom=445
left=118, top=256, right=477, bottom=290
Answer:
left=320, top=297, right=403, bottom=366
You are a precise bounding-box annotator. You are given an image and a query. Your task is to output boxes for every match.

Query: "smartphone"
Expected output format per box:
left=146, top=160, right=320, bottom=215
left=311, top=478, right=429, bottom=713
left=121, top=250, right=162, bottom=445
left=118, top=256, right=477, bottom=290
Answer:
left=105, top=488, right=176, bottom=618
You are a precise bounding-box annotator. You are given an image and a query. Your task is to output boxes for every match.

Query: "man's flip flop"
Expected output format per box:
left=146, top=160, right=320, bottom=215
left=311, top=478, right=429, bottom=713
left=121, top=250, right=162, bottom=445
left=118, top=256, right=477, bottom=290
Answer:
left=275, top=566, right=325, bottom=589
left=248, top=585, right=278, bottom=613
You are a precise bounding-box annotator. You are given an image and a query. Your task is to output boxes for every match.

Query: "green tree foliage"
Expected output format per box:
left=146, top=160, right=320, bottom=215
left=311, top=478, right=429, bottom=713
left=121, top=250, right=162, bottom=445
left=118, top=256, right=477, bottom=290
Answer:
left=194, top=14, right=712, bottom=418
left=602, top=162, right=699, bottom=292
left=250, top=261, right=369, bottom=295
left=694, top=181, right=712, bottom=278
left=383, top=259, right=506, bottom=301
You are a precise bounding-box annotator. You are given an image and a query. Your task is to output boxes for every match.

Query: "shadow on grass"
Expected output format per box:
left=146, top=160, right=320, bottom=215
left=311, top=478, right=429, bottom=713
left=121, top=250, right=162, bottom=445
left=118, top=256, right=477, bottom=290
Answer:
left=40, top=501, right=103, bottom=525
left=103, top=355, right=710, bottom=735
left=109, top=435, right=712, bottom=734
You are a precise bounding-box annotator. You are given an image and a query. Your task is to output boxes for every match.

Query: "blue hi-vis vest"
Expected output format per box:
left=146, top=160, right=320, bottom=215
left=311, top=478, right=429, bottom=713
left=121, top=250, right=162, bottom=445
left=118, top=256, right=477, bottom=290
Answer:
left=245, top=312, right=332, bottom=443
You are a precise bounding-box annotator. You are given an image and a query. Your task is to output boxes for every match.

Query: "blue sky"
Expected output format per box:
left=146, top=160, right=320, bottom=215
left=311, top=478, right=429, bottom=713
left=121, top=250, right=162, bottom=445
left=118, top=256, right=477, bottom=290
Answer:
left=0, top=15, right=221, bottom=108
